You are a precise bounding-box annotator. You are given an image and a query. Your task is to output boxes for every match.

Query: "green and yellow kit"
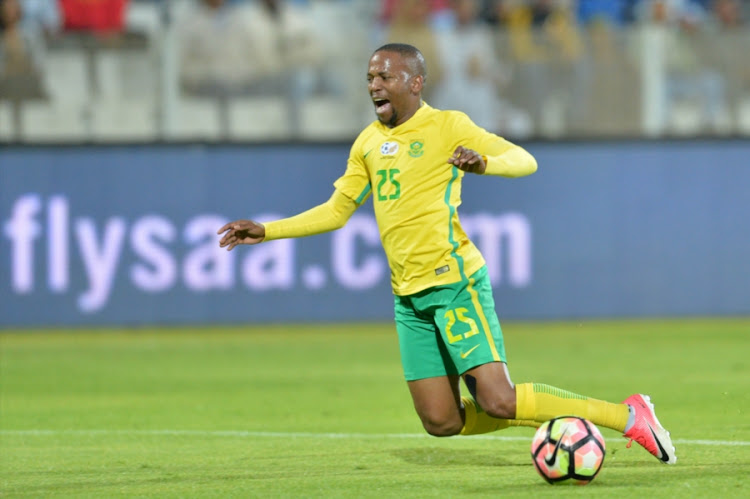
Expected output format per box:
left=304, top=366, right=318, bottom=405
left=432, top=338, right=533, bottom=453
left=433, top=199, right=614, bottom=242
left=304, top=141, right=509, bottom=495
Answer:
left=264, top=102, right=537, bottom=379
left=331, top=102, right=535, bottom=296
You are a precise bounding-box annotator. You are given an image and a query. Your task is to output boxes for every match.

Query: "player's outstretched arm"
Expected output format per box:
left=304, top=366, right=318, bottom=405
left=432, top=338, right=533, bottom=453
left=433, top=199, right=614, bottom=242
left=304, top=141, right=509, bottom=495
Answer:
left=217, top=189, right=358, bottom=251
left=482, top=145, right=537, bottom=178
left=217, top=219, right=265, bottom=251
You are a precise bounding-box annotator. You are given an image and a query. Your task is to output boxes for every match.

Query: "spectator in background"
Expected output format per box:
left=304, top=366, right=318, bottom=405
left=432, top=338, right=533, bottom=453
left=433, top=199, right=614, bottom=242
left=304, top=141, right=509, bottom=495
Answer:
left=489, top=0, right=547, bottom=131
left=247, top=0, right=324, bottom=98
left=0, top=0, right=47, bottom=101
left=432, top=0, right=531, bottom=136
left=381, top=0, right=445, bottom=102
left=576, top=0, right=640, bottom=134
left=493, top=0, right=588, bottom=136
left=179, top=0, right=322, bottom=98
left=58, top=0, right=129, bottom=34
left=637, top=0, right=729, bottom=132
left=711, top=0, right=744, bottom=28
left=542, top=0, right=590, bottom=133
left=703, top=0, right=749, bottom=125
left=20, top=0, right=61, bottom=39
left=179, top=0, right=256, bottom=96
left=577, top=0, right=628, bottom=59
left=577, top=0, right=628, bottom=27
left=379, top=0, right=453, bottom=26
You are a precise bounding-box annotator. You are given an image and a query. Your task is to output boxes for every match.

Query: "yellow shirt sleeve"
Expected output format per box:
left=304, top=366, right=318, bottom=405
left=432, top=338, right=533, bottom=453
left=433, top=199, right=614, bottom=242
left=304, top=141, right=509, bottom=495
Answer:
left=333, top=133, right=373, bottom=205
left=263, top=189, right=358, bottom=241
left=483, top=147, right=538, bottom=177
left=263, top=130, right=373, bottom=242
left=448, top=110, right=538, bottom=178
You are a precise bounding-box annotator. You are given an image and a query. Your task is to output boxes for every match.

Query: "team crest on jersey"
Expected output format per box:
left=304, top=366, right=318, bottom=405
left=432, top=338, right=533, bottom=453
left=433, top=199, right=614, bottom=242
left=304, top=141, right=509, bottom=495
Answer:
left=380, top=141, right=399, bottom=156
left=409, top=140, right=424, bottom=158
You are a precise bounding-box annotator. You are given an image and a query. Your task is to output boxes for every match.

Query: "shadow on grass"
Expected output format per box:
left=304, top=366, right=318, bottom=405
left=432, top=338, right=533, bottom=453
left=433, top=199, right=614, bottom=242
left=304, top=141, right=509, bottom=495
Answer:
left=1, top=473, right=199, bottom=496
left=392, top=447, right=526, bottom=467
left=391, top=447, right=748, bottom=496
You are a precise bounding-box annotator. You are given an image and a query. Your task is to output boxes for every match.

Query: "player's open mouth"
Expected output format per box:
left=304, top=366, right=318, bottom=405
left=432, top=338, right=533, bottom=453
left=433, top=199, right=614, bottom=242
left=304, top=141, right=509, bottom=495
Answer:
left=374, top=99, right=391, bottom=114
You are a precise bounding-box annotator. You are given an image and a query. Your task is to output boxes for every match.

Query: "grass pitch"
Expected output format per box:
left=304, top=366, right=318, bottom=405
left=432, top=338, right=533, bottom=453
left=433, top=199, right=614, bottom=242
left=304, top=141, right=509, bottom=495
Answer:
left=1, top=319, right=749, bottom=498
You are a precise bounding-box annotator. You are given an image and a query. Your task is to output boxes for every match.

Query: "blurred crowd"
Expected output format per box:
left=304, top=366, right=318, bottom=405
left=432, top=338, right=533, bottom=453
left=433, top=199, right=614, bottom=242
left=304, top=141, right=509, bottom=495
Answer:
left=1, top=0, right=749, bottom=139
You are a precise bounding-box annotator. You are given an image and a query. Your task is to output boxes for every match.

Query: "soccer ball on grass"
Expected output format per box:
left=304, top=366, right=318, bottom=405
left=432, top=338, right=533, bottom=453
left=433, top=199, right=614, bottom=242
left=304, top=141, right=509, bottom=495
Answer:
left=530, top=416, right=606, bottom=485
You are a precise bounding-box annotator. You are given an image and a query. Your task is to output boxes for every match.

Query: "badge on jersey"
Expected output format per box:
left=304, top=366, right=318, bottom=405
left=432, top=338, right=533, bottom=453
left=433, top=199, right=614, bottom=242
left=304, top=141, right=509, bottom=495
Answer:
left=380, top=141, right=399, bottom=156
left=409, top=140, right=424, bottom=158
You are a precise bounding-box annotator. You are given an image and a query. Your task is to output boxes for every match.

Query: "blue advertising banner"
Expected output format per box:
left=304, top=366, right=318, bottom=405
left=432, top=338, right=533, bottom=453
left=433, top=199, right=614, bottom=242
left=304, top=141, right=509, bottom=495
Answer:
left=1, top=141, right=749, bottom=327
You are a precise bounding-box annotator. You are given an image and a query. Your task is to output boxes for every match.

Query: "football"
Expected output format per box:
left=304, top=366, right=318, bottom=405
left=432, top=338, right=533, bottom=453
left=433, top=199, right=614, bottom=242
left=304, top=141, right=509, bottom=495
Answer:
left=530, top=416, right=606, bottom=485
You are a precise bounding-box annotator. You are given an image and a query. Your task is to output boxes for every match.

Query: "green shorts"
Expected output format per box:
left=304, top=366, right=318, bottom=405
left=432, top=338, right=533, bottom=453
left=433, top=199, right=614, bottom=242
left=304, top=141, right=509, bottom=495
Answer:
left=394, top=266, right=507, bottom=381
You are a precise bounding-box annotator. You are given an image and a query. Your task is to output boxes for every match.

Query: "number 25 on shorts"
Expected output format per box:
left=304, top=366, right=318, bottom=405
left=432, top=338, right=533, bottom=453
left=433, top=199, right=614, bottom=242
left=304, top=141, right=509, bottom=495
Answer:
left=444, top=308, right=479, bottom=344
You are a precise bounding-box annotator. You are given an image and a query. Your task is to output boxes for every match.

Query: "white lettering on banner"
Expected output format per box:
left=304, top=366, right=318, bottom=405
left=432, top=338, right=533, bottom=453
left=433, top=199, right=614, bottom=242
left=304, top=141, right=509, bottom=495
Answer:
left=75, top=216, right=127, bottom=312
left=130, top=215, right=177, bottom=292
left=240, top=212, right=295, bottom=291
left=242, top=239, right=295, bottom=290
left=183, top=215, right=232, bottom=291
left=302, top=266, right=326, bottom=289
left=48, top=196, right=69, bottom=292
left=4, top=193, right=41, bottom=293
left=2, top=195, right=533, bottom=314
left=331, top=214, right=383, bottom=290
left=463, top=212, right=532, bottom=287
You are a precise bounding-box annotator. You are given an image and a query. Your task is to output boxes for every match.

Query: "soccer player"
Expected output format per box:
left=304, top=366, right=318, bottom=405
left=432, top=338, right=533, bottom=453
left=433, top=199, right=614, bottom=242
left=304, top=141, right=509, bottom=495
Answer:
left=217, top=43, right=677, bottom=464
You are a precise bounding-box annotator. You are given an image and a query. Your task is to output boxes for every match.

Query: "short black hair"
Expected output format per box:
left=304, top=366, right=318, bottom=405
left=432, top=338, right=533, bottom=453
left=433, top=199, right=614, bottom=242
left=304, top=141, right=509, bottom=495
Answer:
left=373, top=43, right=427, bottom=81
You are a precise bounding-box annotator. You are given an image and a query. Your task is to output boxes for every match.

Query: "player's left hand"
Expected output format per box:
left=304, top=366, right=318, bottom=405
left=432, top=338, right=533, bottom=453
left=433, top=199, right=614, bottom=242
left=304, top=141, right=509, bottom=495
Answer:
left=217, top=219, right=266, bottom=250
left=448, top=146, right=486, bottom=174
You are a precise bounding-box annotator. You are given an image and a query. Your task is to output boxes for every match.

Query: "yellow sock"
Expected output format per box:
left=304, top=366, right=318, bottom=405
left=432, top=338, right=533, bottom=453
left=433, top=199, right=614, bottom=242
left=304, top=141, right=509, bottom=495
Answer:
left=515, top=383, right=629, bottom=432
left=460, top=396, right=538, bottom=435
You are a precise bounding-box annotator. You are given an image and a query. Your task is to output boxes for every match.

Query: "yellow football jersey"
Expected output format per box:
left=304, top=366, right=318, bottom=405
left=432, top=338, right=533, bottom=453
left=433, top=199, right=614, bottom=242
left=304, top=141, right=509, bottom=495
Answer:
left=334, top=103, right=526, bottom=296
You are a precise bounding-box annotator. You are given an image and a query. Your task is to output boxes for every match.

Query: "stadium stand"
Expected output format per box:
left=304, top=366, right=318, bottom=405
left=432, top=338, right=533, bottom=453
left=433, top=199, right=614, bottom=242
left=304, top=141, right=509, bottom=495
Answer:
left=227, top=96, right=290, bottom=141
left=2, top=0, right=749, bottom=142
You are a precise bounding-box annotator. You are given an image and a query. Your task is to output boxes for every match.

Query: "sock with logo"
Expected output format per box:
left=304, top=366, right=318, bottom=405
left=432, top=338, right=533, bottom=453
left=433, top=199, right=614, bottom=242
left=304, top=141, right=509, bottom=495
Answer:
left=515, top=383, right=629, bottom=432
left=460, top=396, right=538, bottom=435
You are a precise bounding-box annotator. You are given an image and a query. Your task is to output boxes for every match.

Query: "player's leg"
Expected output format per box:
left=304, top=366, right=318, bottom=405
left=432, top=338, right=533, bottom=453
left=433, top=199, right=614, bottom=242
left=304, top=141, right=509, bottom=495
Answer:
left=412, top=266, right=536, bottom=435
left=441, top=266, right=628, bottom=431
left=463, top=361, right=515, bottom=419
left=422, top=266, right=532, bottom=433
left=455, top=268, right=676, bottom=463
left=466, top=362, right=628, bottom=431
left=395, top=293, right=464, bottom=435
left=461, top=364, right=537, bottom=434
left=396, top=288, right=524, bottom=436
left=407, top=375, right=463, bottom=436
left=405, top=372, right=533, bottom=437
left=468, top=364, right=676, bottom=463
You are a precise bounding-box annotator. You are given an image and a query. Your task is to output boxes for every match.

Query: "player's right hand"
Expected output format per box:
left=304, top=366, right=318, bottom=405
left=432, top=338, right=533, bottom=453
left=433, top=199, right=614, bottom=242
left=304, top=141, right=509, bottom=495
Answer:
left=448, top=146, right=486, bottom=174
left=217, top=220, right=266, bottom=250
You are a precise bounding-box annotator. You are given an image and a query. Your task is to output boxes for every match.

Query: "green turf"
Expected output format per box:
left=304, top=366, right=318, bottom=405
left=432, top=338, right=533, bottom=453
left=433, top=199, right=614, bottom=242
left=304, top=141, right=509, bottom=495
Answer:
left=1, top=319, right=749, bottom=498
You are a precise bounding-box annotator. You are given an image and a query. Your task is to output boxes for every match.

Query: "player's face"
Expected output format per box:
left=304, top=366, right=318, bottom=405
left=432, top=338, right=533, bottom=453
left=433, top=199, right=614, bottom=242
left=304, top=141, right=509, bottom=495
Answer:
left=367, top=51, right=422, bottom=128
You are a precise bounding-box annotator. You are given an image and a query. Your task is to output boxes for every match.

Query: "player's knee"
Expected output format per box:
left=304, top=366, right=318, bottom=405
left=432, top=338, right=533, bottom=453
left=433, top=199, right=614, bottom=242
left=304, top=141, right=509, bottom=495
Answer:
left=481, top=394, right=517, bottom=420
left=421, top=417, right=463, bottom=437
